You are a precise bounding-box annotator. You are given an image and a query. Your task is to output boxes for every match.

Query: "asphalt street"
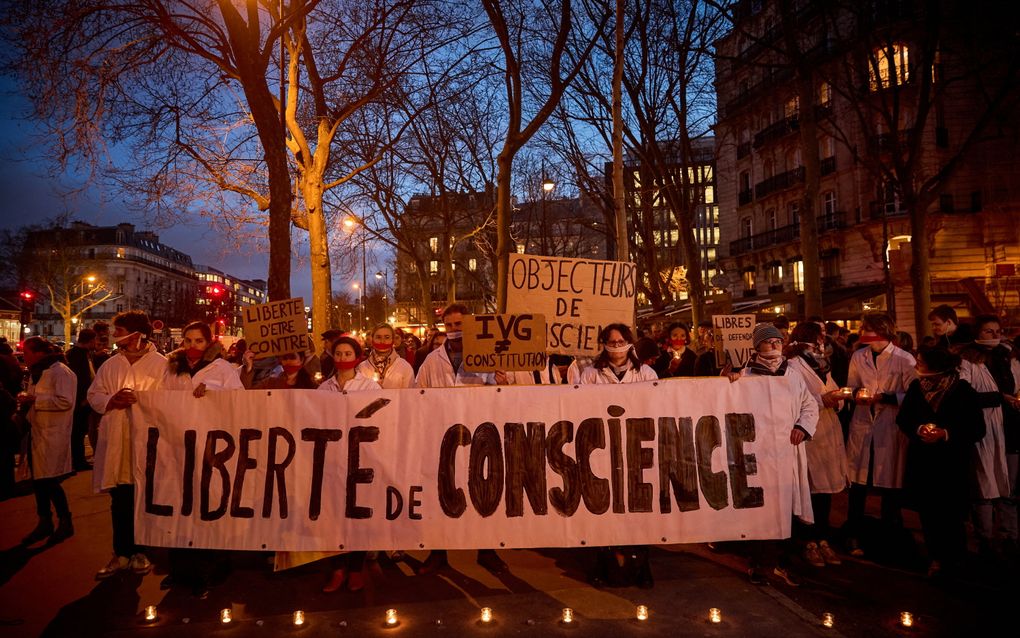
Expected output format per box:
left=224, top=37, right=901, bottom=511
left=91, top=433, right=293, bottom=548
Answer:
left=0, top=471, right=1012, bottom=637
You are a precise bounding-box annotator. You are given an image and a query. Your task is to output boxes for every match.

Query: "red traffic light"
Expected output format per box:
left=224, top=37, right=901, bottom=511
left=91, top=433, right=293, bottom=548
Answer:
left=210, top=286, right=222, bottom=295
left=20, top=291, right=33, bottom=300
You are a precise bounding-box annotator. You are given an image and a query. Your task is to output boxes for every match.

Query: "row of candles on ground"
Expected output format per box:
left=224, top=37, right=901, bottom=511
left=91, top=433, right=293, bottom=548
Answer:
left=142, top=605, right=918, bottom=629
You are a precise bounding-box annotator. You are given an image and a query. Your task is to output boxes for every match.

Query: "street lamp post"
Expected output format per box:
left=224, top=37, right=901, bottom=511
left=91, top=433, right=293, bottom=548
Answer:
left=541, top=160, right=555, bottom=255
left=352, top=282, right=363, bottom=333
left=343, top=216, right=368, bottom=332
left=375, top=270, right=389, bottom=324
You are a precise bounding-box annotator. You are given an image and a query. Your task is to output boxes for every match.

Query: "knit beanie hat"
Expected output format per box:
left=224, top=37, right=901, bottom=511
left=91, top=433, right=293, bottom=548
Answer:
left=752, top=322, right=784, bottom=349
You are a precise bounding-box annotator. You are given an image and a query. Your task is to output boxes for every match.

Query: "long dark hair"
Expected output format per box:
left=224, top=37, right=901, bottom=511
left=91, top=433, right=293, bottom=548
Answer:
left=592, top=323, right=642, bottom=370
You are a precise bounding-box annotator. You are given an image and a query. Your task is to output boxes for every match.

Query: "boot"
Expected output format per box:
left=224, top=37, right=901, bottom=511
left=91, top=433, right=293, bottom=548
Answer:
left=322, top=568, right=347, bottom=593
left=50, top=516, right=74, bottom=543
left=21, top=518, right=54, bottom=545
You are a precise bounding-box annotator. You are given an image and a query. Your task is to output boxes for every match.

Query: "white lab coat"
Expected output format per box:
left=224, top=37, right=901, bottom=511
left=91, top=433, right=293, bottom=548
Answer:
left=318, top=372, right=382, bottom=393
left=162, top=358, right=244, bottom=392
left=845, top=343, right=916, bottom=489
left=579, top=363, right=658, bottom=385
left=786, top=356, right=848, bottom=494
left=960, top=357, right=1018, bottom=499
left=26, top=361, right=77, bottom=480
left=357, top=351, right=416, bottom=389
left=87, top=347, right=167, bottom=492
left=415, top=345, right=494, bottom=387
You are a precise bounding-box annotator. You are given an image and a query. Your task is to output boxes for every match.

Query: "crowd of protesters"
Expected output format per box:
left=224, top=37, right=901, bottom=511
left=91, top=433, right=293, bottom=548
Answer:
left=1, top=301, right=1018, bottom=597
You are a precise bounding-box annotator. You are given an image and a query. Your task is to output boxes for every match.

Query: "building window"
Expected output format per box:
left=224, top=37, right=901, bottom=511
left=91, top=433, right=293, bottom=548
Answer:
left=766, top=208, right=777, bottom=231
left=823, top=191, right=836, bottom=215
left=429, top=260, right=438, bottom=274
left=784, top=96, right=799, bottom=118
left=516, top=244, right=526, bottom=254
left=469, top=258, right=477, bottom=272
left=788, top=201, right=800, bottom=225
left=429, top=237, right=439, bottom=253
left=818, top=82, right=831, bottom=106
left=870, top=43, right=909, bottom=90
left=792, top=260, right=804, bottom=293
left=741, top=217, right=753, bottom=238
left=742, top=269, right=756, bottom=292
left=767, top=262, right=783, bottom=285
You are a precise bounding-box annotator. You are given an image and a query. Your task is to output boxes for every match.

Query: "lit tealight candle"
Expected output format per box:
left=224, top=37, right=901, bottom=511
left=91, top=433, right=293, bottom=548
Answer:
left=900, top=611, right=913, bottom=628
left=856, top=388, right=872, bottom=400
left=480, top=607, right=493, bottom=623
left=709, top=608, right=722, bottom=624
left=385, top=609, right=399, bottom=626
left=636, top=605, right=648, bottom=621
left=220, top=608, right=233, bottom=624
left=822, top=612, right=834, bottom=628
left=314, top=372, right=323, bottom=383
left=839, top=386, right=853, bottom=398
left=144, top=605, right=157, bottom=622
left=561, top=608, right=574, bottom=624
left=293, top=610, right=305, bottom=626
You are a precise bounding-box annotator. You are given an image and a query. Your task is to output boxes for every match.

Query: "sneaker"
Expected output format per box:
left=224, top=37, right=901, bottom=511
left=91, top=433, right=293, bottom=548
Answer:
left=818, top=540, right=841, bottom=565
left=20, top=519, right=54, bottom=545
left=129, top=553, right=153, bottom=575
left=322, top=568, right=347, bottom=593
left=96, top=555, right=129, bottom=580
left=846, top=537, right=865, bottom=557
left=803, top=542, right=825, bottom=567
left=772, top=566, right=800, bottom=587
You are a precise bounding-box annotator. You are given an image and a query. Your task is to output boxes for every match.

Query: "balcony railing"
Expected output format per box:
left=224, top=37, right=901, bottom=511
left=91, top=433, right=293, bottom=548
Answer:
left=820, top=155, right=836, bottom=175
left=737, top=141, right=751, bottom=159
left=729, top=212, right=845, bottom=255
left=868, top=201, right=909, bottom=220
left=755, top=166, right=805, bottom=199
left=821, top=275, right=842, bottom=289
left=817, top=210, right=846, bottom=231
left=870, top=127, right=916, bottom=153
left=753, top=116, right=799, bottom=148
left=738, top=188, right=753, bottom=206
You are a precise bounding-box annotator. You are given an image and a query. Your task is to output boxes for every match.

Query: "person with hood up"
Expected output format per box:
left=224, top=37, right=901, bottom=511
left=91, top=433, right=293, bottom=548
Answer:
left=87, top=310, right=166, bottom=579
left=739, top=323, right=818, bottom=586
left=19, top=337, right=77, bottom=545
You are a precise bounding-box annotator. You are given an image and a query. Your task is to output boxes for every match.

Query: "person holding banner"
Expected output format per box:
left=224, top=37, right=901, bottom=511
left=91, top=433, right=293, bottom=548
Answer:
left=740, top=323, right=818, bottom=586
left=579, top=324, right=658, bottom=385
left=844, top=313, right=916, bottom=559
left=161, top=321, right=244, bottom=597
left=316, top=335, right=381, bottom=592
left=784, top=322, right=848, bottom=568
left=359, top=324, right=415, bottom=389
left=88, top=311, right=166, bottom=580
left=240, top=350, right=318, bottom=390
left=654, top=322, right=698, bottom=378
left=581, top=323, right=657, bottom=587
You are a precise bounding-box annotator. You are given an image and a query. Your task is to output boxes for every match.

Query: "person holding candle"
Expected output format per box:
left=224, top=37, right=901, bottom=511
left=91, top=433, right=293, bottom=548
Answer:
left=783, top=322, right=849, bottom=567
left=897, top=346, right=985, bottom=577
left=739, top=323, right=818, bottom=586
left=88, top=311, right=166, bottom=579
left=358, top=324, right=415, bottom=389
left=161, top=321, right=244, bottom=597
left=844, top=313, right=916, bottom=559
left=653, top=322, right=698, bottom=378
left=958, top=315, right=1020, bottom=557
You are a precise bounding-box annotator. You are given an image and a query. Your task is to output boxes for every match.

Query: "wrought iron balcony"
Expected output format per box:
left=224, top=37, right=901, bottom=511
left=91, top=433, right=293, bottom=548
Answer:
left=755, top=167, right=805, bottom=199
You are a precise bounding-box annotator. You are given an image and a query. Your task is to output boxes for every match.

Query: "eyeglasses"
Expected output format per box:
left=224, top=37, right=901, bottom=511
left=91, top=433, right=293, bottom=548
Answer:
left=605, top=340, right=629, bottom=347
left=761, top=339, right=784, bottom=347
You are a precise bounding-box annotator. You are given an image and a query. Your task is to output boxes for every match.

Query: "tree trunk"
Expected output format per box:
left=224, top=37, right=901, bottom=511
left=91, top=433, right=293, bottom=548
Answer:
left=612, top=0, right=628, bottom=263
left=796, top=86, right=823, bottom=319
left=416, top=265, right=434, bottom=327
left=303, top=182, right=332, bottom=338
left=495, top=150, right=514, bottom=313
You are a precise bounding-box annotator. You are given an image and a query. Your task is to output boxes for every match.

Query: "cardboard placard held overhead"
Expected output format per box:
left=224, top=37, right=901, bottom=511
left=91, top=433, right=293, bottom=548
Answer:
left=505, top=254, right=637, bottom=356
left=713, top=314, right=756, bottom=368
left=242, top=298, right=312, bottom=359
left=463, top=313, right=548, bottom=372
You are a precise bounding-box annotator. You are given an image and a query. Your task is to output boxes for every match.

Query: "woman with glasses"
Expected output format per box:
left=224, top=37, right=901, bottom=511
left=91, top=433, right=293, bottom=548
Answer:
left=580, top=323, right=658, bottom=385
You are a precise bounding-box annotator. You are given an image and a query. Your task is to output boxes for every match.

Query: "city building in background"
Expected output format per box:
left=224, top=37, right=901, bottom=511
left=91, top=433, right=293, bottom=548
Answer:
left=714, top=0, right=1019, bottom=335
left=194, top=265, right=268, bottom=337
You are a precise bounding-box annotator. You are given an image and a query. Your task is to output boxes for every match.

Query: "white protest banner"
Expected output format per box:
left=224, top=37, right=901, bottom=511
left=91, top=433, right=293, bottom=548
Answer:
left=242, top=298, right=311, bottom=359
left=505, top=254, right=637, bottom=356
left=713, top=314, right=755, bottom=368
left=131, top=378, right=808, bottom=551
left=463, top=313, right=548, bottom=372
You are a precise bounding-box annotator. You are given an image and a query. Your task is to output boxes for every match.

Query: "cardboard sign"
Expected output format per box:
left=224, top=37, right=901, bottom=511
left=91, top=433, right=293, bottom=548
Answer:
left=505, top=254, right=637, bottom=356
left=713, top=314, right=755, bottom=368
left=463, top=313, right=547, bottom=372
left=242, top=298, right=311, bottom=359
left=130, top=376, right=808, bottom=551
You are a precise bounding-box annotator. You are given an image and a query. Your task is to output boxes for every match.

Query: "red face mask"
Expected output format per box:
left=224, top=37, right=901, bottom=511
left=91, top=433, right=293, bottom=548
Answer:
left=282, top=363, right=303, bottom=375
left=372, top=341, right=393, bottom=352
left=859, top=335, right=885, bottom=344
left=185, top=348, right=204, bottom=361
left=334, top=359, right=359, bottom=371
left=671, top=338, right=686, bottom=348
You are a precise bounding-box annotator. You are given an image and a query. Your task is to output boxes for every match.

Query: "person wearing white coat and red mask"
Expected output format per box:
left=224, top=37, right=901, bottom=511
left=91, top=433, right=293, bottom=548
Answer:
left=844, top=313, right=916, bottom=558
left=19, top=337, right=77, bottom=545
left=87, top=310, right=166, bottom=579
left=358, top=323, right=415, bottom=389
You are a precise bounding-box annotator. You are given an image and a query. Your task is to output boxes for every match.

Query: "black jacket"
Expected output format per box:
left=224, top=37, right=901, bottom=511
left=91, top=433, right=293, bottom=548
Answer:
left=65, top=346, right=94, bottom=409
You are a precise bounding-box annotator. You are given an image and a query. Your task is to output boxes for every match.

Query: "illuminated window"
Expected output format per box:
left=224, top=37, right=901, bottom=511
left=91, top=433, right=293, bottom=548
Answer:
left=429, top=237, right=439, bottom=253
left=468, top=258, right=477, bottom=272
left=818, top=82, right=831, bottom=106
left=792, top=260, right=804, bottom=292
left=870, top=43, right=909, bottom=90
left=743, top=269, right=756, bottom=292
left=784, top=96, right=799, bottom=118
left=516, top=244, right=526, bottom=254
left=429, top=260, right=438, bottom=274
